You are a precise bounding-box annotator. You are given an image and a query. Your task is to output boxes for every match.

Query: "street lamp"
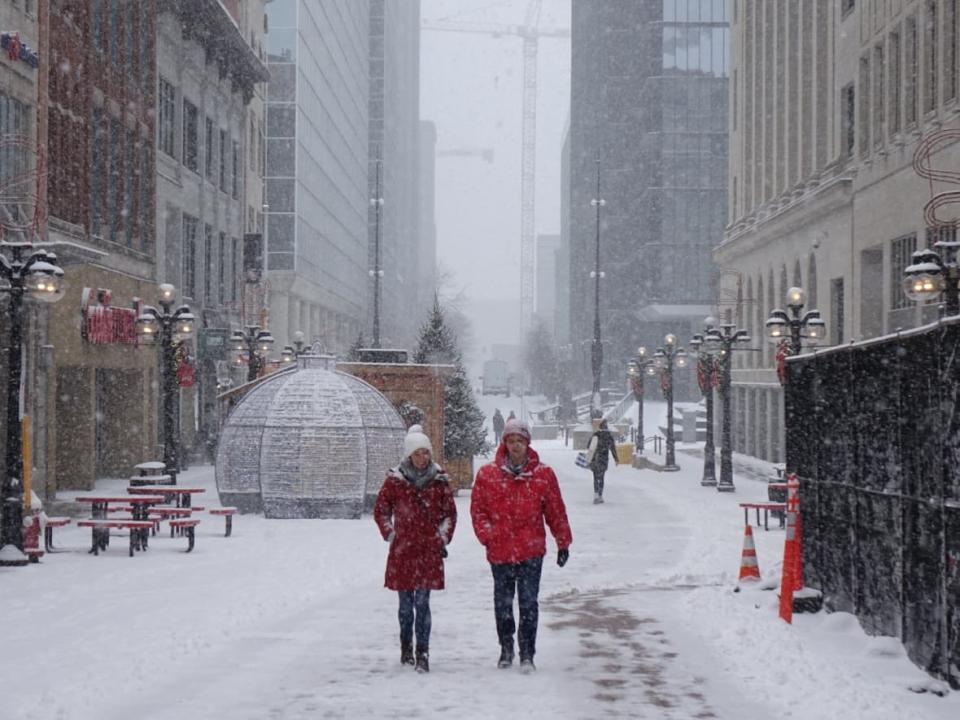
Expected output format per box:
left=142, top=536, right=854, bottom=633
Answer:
left=136, top=283, right=194, bottom=484
left=626, top=346, right=656, bottom=456
left=689, top=316, right=720, bottom=487
left=651, top=333, right=688, bottom=471
left=370, top=151, right=385, bottom=348
left=281, top=330, right=306, bottom=364
left=0, top=244, right=65, bottom=566
left=765, top=286, right=825, bottom=356
left=231, top=325, right=275, bottom=382
left=703, top=323, right=751, bottom=491
left=902, top=241, right=960, bottom=317
left=589, top=158, right=606, bottom=417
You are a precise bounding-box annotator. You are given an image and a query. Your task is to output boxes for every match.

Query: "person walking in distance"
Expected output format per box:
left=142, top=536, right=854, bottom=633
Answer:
left=492, top=408, right=505, bottom=445
left=587, top=419, right=620, bottom=504
left=471, top=418, right=572, bottom=672
left=374, top=425, right=457, bottom=673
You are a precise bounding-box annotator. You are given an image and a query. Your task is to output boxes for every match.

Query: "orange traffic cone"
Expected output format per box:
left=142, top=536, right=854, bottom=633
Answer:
left=738, top=524, right=761, bottom=581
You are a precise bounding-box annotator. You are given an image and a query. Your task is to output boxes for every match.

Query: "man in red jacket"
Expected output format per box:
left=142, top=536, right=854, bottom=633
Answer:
left=471, top=418, right=572, bottom=672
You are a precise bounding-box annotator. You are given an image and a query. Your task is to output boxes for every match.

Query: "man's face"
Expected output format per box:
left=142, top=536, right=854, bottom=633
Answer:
left=411, top=448, right=431, bottom=470
left=505, top=434, right=529, bottom=464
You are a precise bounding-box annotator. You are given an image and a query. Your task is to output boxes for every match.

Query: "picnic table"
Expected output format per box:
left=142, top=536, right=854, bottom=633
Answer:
left=128, top=486, right=205, bottom=508
left=129, top=461, right=174, bottom=487
left=75, top=494, right=165, bottom=555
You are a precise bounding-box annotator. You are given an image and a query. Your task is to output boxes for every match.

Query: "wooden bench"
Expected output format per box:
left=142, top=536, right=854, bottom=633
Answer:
left=77, top=519, right=154, bottom=556
left=739, top=501, right=787, bottom=531
left=44, top=517, right=71, bottom=552
left=208, top=507, right=237, bottom=537
left=168, top=519, right=201, bottom=552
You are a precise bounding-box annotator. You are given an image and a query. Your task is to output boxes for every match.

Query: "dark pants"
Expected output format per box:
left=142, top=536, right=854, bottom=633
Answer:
left=592, top=467, right=606, bottom=496
left=398, top=589, right=431, bottom=648
left=490, top=556, right=543, bottom=660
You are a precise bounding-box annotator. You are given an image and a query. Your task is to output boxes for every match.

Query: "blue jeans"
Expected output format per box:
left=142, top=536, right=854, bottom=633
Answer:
left=397, top=589, right=431, bottom=648
left=490, top=556, right=543, bottom=660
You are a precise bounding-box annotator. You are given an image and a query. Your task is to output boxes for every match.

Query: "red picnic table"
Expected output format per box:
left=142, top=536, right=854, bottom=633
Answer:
left=75, top=494, right=165, bottom=555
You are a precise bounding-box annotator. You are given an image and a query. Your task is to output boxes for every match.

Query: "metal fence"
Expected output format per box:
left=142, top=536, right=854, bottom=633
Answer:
left=785, top=319, right=960, bottom=688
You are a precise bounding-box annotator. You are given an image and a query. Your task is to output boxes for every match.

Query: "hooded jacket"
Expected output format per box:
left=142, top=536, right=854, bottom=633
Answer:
left=470, top=442, right=572, bottom=565
left=374, top=462, right=457, bottom=591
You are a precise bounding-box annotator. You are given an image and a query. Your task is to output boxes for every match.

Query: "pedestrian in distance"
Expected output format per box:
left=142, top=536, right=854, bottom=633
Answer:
left=587, top=419, right=620, bottom=504
left=374, top=424, right=457, bottom=674
left=470, top=418, right=572, bottom=673
left=492, top=408, right=505, bottom=445
left=507, top=410, right=516, bottom=421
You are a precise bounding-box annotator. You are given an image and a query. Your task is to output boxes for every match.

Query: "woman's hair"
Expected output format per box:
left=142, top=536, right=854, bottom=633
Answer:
left=599, top=419, right=609, bottom=429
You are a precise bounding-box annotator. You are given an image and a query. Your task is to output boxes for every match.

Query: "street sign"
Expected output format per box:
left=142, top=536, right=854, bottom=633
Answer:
left=198, top=328, right=231, bottom=362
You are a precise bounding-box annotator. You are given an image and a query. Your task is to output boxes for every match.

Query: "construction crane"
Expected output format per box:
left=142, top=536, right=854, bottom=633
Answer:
left=422, top=0, right=570, bottom=338
left=437, top=147, right=495, bottom=163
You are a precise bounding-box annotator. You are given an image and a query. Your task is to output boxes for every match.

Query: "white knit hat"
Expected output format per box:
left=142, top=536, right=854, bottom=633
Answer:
left=403, top=424, right=433, bottom=459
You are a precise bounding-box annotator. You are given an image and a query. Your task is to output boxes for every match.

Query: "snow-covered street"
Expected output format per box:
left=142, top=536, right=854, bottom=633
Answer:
left=2, top=398, right=957, bottom=719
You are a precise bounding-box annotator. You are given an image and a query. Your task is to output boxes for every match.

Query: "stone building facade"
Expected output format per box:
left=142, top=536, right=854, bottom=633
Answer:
left=720, top=0, right=960, bottom=462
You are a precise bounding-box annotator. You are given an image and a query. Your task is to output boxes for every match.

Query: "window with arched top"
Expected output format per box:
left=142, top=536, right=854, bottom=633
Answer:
left=755, top=275, right=764, bottom=368
left=807, top=254, right=818, bottom=307
left=737, top=281, right=746, bottom=368
left=793, top=259, right=802, bottom=288
left=780, top=265, right=789, bottom=307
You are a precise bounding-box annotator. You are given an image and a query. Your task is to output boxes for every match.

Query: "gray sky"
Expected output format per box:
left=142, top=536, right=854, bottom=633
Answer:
left=420, top=0, right=571, bottom=359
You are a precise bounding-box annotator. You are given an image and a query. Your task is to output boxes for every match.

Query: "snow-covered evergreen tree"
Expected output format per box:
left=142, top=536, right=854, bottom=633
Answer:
left=413, top=295, right=489, bottom=458
left=414, top=293, right=459, bottom=364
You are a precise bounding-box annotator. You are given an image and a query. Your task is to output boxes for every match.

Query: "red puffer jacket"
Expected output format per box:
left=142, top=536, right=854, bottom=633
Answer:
left=471, top=445, right=572, bottom=564
left=374, top=465, right=457, bottom=591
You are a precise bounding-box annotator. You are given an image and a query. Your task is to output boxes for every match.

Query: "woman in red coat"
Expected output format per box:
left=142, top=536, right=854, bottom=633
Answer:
left=374, top=425, right=456, bottom=673
left=471, top=418, right=572, bottom=672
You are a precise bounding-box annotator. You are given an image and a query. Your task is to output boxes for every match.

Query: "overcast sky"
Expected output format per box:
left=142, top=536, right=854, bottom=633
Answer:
left=420, top=0, right=571, bottom=360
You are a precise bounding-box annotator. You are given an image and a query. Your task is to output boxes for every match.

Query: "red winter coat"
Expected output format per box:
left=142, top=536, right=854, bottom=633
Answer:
left=471, top=444, right=572, bottom=565
left=374, top=465, right=457, bottom=591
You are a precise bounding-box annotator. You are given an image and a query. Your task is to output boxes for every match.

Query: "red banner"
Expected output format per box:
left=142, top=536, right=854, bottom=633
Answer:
left=80, top=288, right=140, bottom=345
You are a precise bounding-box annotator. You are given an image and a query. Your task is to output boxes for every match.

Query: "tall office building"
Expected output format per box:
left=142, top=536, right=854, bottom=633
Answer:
left=265, top=1, right=371, bottom=355
left=568, top=0, right=728, bottom=396
left=368, top=0, right=422, bottom=350
left=721, top=0, right=960, bottom=463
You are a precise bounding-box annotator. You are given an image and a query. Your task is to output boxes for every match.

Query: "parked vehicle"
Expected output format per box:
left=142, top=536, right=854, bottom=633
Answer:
left=482, top=360, right=510, bottom=396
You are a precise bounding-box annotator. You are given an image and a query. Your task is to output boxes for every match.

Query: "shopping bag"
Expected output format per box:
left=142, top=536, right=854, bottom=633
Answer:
left=575, top=451, right=589, bottom=469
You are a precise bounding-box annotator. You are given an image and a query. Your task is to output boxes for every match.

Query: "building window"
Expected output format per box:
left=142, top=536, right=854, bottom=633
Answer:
left=905, top=15, right=918, bottom=125
left=90, top=107, right=104, bottom=236
left=92, top=0, right=103, bottom=50
left=889, top=30, right=901, bottom=135
left=841, top=83, right=855, bottom=159
left=139, top=0, right=150, bottom=89
left=232, top=237, right=240, bottom=302
left=232, top=140, right=240, bottom=198
left=125, top=129, right=136, bottom=247
left=890, top=233, right=917, bottom=310
left=925, top=1, right=938, bottom=114
left=219, top=129, right=228, bottom=191
left=158, top=78, right=176, bottom=157
left=204, top=117, right=215, bottom=181
left=928, top=223, right=958, bottom=248
left=218, top=232, right=226, bottom=305
left=107, top=117, right=120, bottom=242
left=841, top=0, right=855, bottom=17
left=859, top=54, right=871, bottom=156
left=204, top=224, right=213, bottom=305
left=873, top=44, right=884, bottom=148
left=140, top=142, right=151, bottom=250
left=249, top=112, right=257, bottom=168
left=183, top=215, right=198, bottom=299
left=182, top=99, right=198, bottom=173
left=831, top=278, right=845, bottom=345
left=108, top=0, right=120, bottom=64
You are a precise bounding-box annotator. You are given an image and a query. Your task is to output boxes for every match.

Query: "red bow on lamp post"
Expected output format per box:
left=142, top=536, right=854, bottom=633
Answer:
left=697, top=354, right=719, bottom=394
left=776, top=339, right=792, bottom=385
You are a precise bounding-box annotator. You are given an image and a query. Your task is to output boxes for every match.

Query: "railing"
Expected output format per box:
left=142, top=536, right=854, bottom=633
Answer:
left=603, top=391, right=634, bottom=424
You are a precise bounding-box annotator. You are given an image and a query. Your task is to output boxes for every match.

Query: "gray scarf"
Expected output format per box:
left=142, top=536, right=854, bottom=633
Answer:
left=399, top=457, right=438, bottom=489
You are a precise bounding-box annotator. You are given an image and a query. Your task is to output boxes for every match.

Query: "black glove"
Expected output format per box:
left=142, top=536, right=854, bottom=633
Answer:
left=557, top=548, right=569, bottom=567
left=441, top=545, right=448, bottom=559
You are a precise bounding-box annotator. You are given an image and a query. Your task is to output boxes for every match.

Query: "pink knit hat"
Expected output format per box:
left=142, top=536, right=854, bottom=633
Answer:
left=502, top=418, right=531, bottom=442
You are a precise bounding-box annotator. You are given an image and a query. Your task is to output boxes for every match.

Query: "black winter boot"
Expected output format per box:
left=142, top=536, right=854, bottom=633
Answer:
left=400, top=641, right=414, bottom=666
left=415, top=646, right=430, bottom=673
left=497, top=640, right=514, bottom=669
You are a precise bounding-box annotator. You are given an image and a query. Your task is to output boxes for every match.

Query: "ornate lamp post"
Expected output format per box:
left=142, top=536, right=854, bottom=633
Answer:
left=703, top=323, right=751, bottom=491
left=281, top=330, right=306, bottom=364
left=766, top=286, right=825, bottom=357
left=589, top=159, right=606, bottom=417
left=0, top=245, right=65, bottom=566
left=626, top=346, right=656, bottom=456
left=651, top=334, right=689, bottom=472
left=370, top=152, right=384, bottom=348
left=689, top=317, right=720, bottom=487
left=136, top=283, right=194, bottom=483
left=902, top=242, right=960, bottom=317
left=230, top=326, right=275, bottom=382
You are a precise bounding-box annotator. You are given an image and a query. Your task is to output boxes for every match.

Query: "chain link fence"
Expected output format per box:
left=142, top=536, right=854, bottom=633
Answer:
left=786, top=320, right=960, bottom=688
